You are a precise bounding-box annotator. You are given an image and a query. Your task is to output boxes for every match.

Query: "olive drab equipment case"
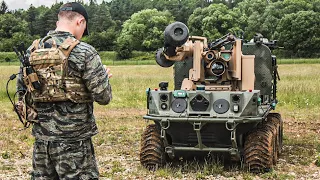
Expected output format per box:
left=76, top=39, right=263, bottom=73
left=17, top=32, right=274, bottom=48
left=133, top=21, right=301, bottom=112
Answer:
left=24, top=36, right=93, bottom=103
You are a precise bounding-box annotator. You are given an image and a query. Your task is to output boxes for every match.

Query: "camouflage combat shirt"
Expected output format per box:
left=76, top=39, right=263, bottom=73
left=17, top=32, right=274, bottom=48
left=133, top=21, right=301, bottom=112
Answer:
left=17, top=31, right=112, bottom=142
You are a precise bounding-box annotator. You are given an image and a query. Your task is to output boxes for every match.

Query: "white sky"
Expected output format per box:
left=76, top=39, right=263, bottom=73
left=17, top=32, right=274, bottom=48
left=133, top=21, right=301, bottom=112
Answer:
left=4, top=0, right=106, bottom=10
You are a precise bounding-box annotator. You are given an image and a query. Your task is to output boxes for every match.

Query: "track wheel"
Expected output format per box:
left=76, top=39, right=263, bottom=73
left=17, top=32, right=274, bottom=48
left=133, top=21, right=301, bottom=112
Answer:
left=140, top=124, right=166, bottom=170
left=244, top=113, right=281, bottom=173
left=269, top=113, right=283, bottom=156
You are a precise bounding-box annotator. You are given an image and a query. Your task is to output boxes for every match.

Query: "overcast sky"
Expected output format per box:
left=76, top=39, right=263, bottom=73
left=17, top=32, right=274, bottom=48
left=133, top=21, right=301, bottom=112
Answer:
left=5, top=0, right=106, bottom=10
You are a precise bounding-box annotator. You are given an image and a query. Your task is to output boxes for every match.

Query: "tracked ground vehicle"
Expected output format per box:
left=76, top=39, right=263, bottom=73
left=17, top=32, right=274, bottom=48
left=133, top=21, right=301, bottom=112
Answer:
left=140, top=22, right=282, bottom=172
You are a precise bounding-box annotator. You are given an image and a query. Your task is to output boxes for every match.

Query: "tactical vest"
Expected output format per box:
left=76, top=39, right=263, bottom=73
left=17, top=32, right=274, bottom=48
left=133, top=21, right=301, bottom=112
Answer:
left=23, top=36, right=93, bottom=103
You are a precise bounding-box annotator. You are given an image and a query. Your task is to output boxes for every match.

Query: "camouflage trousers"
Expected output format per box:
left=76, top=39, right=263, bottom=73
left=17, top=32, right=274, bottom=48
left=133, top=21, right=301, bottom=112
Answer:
left=31, top=138, right=99, bottom=180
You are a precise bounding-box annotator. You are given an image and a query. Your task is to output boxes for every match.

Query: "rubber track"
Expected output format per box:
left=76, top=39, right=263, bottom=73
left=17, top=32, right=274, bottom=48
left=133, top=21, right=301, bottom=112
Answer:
left=268, top=113, right=283, bottom=157
left=140, top=124, right=166, bottom=170
left=244, top=113, right=282, bottom=173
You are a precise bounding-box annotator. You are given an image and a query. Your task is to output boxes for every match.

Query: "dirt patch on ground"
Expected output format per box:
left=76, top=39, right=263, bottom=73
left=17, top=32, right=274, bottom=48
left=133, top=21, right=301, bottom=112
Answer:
left=0, top=109, right=319, bottom=179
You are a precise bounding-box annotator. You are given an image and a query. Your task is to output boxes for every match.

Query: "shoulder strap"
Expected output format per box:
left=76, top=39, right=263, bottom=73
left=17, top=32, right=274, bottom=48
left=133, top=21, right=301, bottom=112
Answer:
left=40, top=35, right=57, bottom=48
left=59, top=37, right=80, bottom=58
left=59, top=37, right=80, bottom=78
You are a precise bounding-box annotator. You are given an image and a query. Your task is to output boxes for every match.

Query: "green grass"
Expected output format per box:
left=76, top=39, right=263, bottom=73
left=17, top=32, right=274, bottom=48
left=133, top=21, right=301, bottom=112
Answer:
left=260, top=171, right=296, bottom=180
left=0, top=64, right=320, bottom=179
left=278, top=58, right=320, bottom=64
left=3, top=64, right=320, bottom=111
left=0, top=66, right=20, bottom=101
left=0, top=51, right=157, bottom=66
left=316, top=155, right=320, bottom=167
left=0, top=52, right=16, bottom=63
left=1, top=51, right=319, bottom=66
left=0, top=65, right=173, bottom=108
left=276, top=64, right=320, bottom=120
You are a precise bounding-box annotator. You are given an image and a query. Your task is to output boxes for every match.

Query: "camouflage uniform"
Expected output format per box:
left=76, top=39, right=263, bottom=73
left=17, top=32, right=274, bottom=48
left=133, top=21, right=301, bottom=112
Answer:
left=17, top=31, right=112, bottom=179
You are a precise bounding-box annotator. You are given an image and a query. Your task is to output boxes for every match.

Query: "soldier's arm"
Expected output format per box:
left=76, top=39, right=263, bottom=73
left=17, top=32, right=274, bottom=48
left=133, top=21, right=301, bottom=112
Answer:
left=83, top=52, right=112, bottom=105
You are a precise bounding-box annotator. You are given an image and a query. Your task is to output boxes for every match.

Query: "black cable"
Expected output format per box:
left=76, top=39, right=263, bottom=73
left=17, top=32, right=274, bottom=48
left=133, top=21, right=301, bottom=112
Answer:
left=6, top=74, right=17, bottom=106
left=6, top=73, right=25, bottom=126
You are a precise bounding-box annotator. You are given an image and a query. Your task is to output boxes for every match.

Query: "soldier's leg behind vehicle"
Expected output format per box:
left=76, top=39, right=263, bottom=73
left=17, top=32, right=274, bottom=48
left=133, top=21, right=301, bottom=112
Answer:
left=31, top=140, right=59, bottom=180
left=51, top=138, right=99, bottom=180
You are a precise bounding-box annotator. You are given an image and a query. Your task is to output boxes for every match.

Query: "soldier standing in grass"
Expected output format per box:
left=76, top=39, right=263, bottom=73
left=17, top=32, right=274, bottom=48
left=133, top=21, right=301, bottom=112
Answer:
left=16, top=2, right=112, bottom=179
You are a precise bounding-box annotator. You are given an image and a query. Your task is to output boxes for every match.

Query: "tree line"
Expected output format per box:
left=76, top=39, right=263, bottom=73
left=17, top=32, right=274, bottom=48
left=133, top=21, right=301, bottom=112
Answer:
left=0, top=0, right=319, bottom=58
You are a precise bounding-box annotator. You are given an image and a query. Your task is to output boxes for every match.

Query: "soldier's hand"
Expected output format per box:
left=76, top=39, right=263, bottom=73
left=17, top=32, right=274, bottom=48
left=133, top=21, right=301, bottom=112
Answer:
left=104, top=65, right=113, bottom=78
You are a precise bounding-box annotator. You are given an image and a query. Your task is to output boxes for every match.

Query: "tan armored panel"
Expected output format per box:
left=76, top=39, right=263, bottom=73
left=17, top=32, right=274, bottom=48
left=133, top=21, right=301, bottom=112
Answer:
left=181, top=78, right=196, bottom=90
left=189, top=41, right=204, bottom=82
left=241, top=55, right=255, bottom=90
left=230, top=39, right=242, bottom=80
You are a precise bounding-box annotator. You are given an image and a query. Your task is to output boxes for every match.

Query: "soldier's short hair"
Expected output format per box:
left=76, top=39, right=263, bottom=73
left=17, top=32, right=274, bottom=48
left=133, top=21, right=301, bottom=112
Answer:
left=58, top=2, right=89, bottom=35
left=58, top=5, right=83, bottom=21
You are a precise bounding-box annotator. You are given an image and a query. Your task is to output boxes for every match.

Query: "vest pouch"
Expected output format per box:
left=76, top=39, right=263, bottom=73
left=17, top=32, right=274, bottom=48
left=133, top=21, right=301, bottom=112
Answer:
left=30, top=48, right=63, bottom=70
left=23, top=67, right=41, bottom=92
left=31, top=64, right=67, bottom=102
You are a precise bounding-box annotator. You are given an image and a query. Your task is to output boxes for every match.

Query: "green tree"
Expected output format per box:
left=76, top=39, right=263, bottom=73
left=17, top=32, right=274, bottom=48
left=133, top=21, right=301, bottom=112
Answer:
left=82, top=1, right=117, bottom=51
left=29, top=5, right=49, bottom=36
left=116, top=9, right=174, bottom=58
left=235, top=0, right=317, bottom=40
left=131, top=0, right=153, bottom=11
left=36, top=3, right=62, bottom=37
left=84, top=28, right=117, bottom=51
left=0, top=0, right=8, bottom=14
left=236, top=0, right=268, bottom=17
left=225, top=0, right=244, bottom=8
left=313, top=0, right=320, bottom=12
left=281, top=0, right=313, bottom=14
left=12, top=8, right=27, bottom=21
left=0, top=13, right=28, bottom=38
left=109, top=0, right=213, bottom=26
left=109, top=0, right=133, bottom=23
left=0, top=13, right=32, bottom=51
left=146, top=0, right=213, bottom=24
left=26, top=5, right=37, bottom=36
left=90, top=2, right=115, bottom=33
left=188, top=3, right=242, bottom=41
left=84, top=0, right=98, bottom=32
left=275, top=11, right=320, bottom=57
left=234, top=0, right=269, bottom=39
left=151, top=0, right=186, bottom=23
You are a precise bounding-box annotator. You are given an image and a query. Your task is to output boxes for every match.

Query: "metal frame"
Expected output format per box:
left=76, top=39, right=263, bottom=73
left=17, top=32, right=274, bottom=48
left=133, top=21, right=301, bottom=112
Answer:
left=144, top=115, right=263, bottom=158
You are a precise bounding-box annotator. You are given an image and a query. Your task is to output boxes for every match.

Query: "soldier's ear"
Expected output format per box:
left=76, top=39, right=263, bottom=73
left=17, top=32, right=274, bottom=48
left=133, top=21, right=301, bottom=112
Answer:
left=76, top=17, right=85, bottom=26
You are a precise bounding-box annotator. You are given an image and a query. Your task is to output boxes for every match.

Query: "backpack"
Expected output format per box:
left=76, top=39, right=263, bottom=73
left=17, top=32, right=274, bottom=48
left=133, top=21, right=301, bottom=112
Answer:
left=23, top=36, right=93, bottom=103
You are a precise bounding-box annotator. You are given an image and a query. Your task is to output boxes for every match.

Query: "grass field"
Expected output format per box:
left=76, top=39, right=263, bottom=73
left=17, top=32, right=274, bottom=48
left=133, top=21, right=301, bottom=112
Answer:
left=0, top=64, right=319, bottom=179
left=1, top=48, right=320, bottom=66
